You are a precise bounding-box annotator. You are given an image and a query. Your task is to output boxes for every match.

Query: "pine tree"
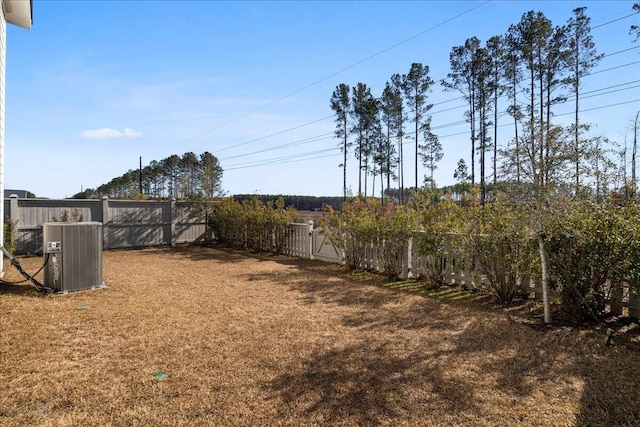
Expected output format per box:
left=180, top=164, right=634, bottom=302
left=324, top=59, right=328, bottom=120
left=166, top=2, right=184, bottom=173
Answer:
left=199, top=152, right=223, bottom=199
left=565, top=7, right=603, bottom=194
left=390, top=73, right=406, bottom=203
left=379, top=81, right=401, bottom=200
left=503, top=29, right=524, bottom=182
left=472, top=46, right=492, bottom=205
left=402, top=63, right=434, bottom=190
left=330, top=84, right=352, bottom=201
left=486, top=35, right=504, bottom=186
left=443, top=38, right=480, bottom=185
left=421, top=124, right=442, bottom=187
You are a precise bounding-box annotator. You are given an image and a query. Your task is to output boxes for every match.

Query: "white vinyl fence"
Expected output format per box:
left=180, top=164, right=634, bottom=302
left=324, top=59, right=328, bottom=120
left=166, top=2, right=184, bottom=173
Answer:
left=282, top=222, right=639, bottom=320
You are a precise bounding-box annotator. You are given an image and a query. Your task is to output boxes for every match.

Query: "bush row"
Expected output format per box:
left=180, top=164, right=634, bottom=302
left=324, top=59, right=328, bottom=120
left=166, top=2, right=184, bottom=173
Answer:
left=319, top=191, right=640, bottom=322
left=209, top=197, right=298, bottom=254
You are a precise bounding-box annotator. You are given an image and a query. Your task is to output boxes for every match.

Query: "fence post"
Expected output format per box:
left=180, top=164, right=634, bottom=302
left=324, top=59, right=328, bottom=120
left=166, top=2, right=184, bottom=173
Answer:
left=9, top=194, right=18, bottom=225
left=308, top=220, right=314, bottom=260
left=101, top=196, right=109, bottom=249
left=630, top=292, right=640, bottom=320
left=170, top=198, right=176, bottom=247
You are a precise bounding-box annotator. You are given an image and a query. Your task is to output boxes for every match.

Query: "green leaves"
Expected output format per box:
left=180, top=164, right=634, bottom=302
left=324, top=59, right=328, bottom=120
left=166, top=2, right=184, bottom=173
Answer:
left=209, top=196, right=298, bottom=253
left=319, top=197, right=418, bottom=278
left=545, top=200, right=640, bottom=321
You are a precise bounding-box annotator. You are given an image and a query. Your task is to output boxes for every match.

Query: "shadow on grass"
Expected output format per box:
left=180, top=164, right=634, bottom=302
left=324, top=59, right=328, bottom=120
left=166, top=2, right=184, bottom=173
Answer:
left=113, top=245, right=640, bottom=425
left=266, top=341, right=476, bottom=425
left=573, top=337, right=640, bottom=426
left=0, top=281, right=43, bottom=297
left=250, top=252, right=640, bottom=426
left=132, top=244, right=249, bottom=264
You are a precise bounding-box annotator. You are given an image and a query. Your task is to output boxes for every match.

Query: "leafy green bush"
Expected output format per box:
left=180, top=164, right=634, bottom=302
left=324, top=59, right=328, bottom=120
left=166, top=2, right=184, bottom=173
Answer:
left=320, top=197, right=380, bottom=270
left=374, top=203, right=418, bottom=279
left=545, top=200, right=640, bottom=321
left=320, top=197, right=417, bottom=278
left=267, top=197, right=299, bottom=254
left=471, top=197, right=536, bottom=303
left=209, top=196, right=297, bottom=253
left=209, top=198, right=243, bottom=247
left=412, top=189, right=469, bottom=286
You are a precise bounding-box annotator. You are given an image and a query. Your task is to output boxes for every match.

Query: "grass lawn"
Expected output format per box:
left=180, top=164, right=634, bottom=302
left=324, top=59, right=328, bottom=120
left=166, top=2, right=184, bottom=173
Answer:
left=1, top=245, right=639, bottom=426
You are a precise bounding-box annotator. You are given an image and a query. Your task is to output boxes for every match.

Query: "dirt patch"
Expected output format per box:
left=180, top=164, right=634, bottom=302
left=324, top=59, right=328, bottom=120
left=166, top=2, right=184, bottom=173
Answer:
left=1, top=246, right=639, bottom=426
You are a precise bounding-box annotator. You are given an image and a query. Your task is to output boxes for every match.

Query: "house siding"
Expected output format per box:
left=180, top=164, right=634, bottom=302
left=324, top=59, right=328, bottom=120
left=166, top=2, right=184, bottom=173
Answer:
left=0, top=9, right=6, bottom=274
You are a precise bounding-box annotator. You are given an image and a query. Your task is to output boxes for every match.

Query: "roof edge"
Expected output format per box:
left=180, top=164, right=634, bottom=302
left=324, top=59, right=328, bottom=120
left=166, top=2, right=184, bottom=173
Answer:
left=3, top=0, right=32, bottom=30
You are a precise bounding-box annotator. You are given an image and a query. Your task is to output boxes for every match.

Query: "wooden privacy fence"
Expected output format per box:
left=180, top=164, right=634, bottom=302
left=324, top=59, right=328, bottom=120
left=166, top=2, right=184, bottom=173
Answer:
left=5, top=196, right=213, bottom=254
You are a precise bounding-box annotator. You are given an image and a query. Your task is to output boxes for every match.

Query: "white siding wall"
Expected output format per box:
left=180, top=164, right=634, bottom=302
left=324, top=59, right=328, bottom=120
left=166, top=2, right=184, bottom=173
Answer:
left=0, top=10, right=6, bottom=275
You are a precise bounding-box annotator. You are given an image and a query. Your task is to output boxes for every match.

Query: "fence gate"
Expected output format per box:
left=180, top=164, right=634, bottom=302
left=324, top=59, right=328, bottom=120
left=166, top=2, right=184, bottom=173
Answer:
left=311, top=226, right=342, bottom=264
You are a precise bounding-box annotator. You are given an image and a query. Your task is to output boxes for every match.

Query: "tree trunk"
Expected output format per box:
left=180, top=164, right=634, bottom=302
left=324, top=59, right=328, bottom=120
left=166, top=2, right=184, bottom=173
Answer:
left=633, top=111, right=639, bottom=194
left=415, top=120, right=419, bottom=189
left=380, top=170, right=384, bottom=205
left=575, top=45, right=580, bottom=195
left=538, top=234, right=552, bottom=324
left=399, top=135, right=404, bottom=204
left=343, top=130, right=348, bottom=201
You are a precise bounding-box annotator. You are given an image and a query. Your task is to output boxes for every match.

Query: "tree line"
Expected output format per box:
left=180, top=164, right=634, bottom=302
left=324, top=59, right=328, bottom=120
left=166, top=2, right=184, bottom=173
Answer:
left=73, top=152, right=223, bottom=200
left=232, top=194, right=343, bottom=211
left=331, top=6, right=639, bottom=204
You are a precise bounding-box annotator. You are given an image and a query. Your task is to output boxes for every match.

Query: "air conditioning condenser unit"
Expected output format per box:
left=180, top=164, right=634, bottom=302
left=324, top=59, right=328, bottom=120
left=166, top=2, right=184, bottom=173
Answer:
left=42, top=222, right=105, bottom=293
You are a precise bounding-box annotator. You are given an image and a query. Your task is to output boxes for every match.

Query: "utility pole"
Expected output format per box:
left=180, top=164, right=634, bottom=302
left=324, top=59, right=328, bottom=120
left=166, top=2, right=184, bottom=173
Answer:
left=139, top=156, right=143, bottom=195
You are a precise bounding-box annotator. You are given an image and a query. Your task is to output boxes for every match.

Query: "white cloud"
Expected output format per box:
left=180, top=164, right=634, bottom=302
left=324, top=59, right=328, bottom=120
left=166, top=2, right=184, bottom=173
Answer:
left=81, top=127, right=143, bottom=139
left=123, top=127, right=143, bottom=138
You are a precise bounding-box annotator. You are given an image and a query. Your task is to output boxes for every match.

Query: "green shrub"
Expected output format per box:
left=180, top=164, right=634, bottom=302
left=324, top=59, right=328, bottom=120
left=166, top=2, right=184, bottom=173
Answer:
left=209, top=196, right=297, bottom=253
left=471, top=197, right=536, bottom=303
left=267, top=197, right=299, bottom=255
left=3, top=218, right=17, bottom=255
left=319, top=197, right=418, bottom=278
left=320, top=196, right=380, bottom=270
left=412, top=189, right=469, bottom=286
left=545, top=200, right=640, bottom=321
left=374, top=203, right=418, bottom=280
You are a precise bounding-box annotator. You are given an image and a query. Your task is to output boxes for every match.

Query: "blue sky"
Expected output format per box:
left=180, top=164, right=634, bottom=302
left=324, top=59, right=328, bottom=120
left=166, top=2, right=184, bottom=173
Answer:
left=5, top=0, right=639, bottom=198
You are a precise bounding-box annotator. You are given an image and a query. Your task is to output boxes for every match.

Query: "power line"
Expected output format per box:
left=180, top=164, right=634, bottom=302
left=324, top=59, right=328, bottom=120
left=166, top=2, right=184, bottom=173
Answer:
left=225, top=152, right=341, bottom=171
left=219, top=132, right=334, bottom=161
left=592, top=7, right=638, bottom=25
left=592, top=11, right=639, bottom=30
left=431, top=103, right=468, bottom=115
left=218, top=55, right=639, bottom=159
left=223, top=83, right=640, bottom=170
left=224, top=147, right=340, bottom=170
left=163, top=16, right=636, bottom=165
left=215, top=115, right=334, bottom=153
left=156, top=6, right=637, bottom=175
left=220, top=95, right=639, bottom=172
left=600, top=46, right=640, bottom=58
left=222, top=76, right=639, bottom=165
left=580, top=80, right=640, bottom=96
left=580, top=85, right=640, bottom=101
left=558, top=99, right=640, bottom=116
left=159, top=1, right=492, bottom=152
left=587, top=60, right=640, bottom=76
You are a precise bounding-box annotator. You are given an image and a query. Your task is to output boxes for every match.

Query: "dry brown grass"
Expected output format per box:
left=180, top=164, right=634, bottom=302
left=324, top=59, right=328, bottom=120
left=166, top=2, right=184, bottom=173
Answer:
left=1, top=245, right=639, bottom=427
